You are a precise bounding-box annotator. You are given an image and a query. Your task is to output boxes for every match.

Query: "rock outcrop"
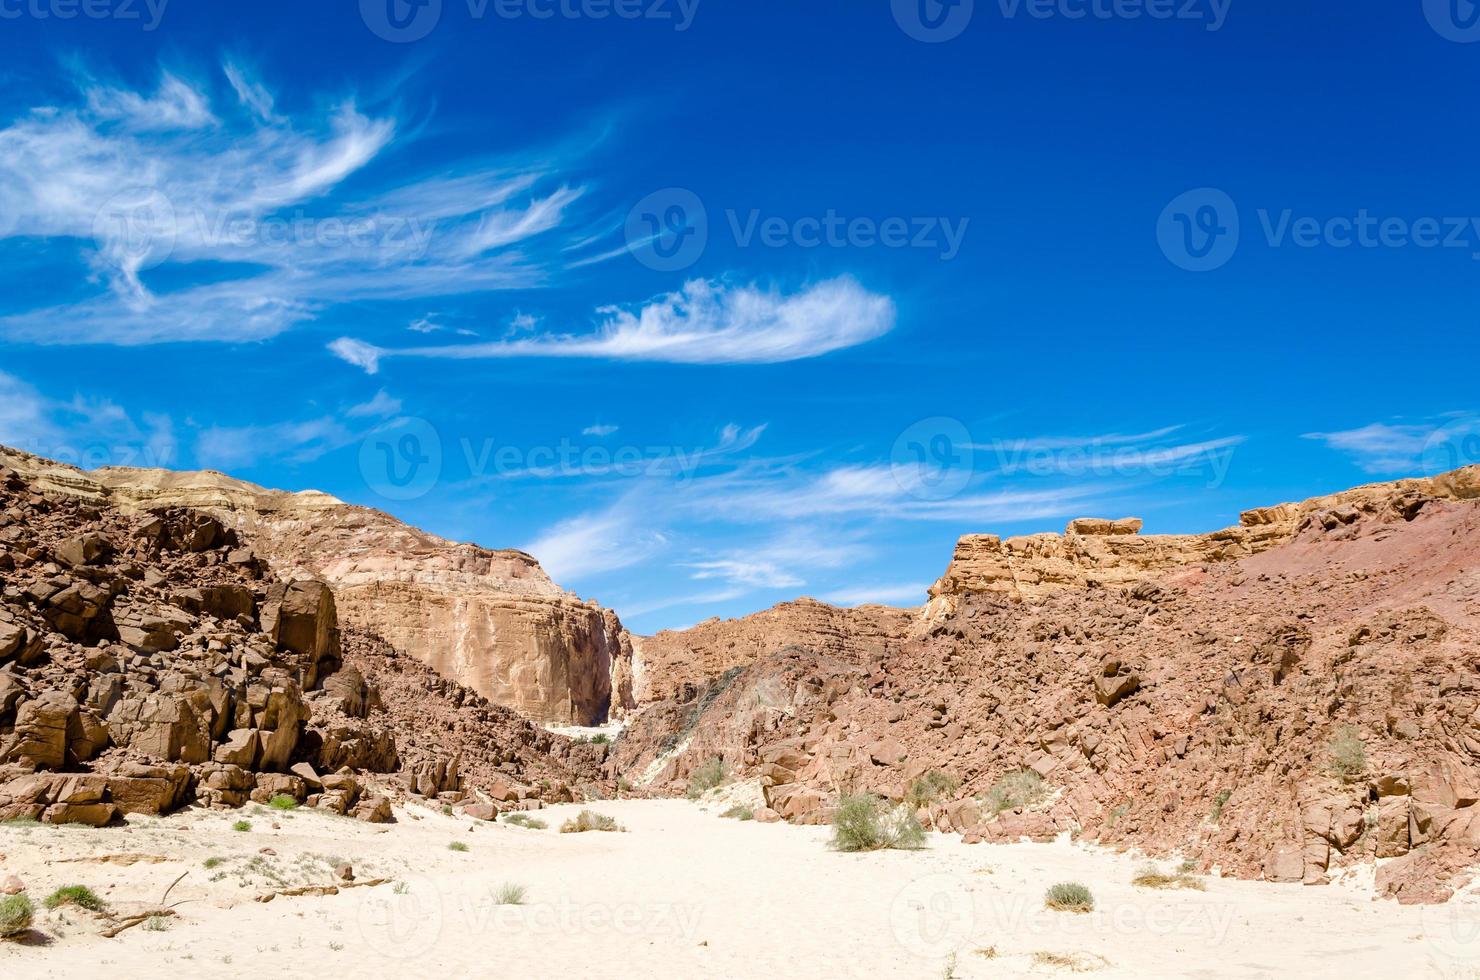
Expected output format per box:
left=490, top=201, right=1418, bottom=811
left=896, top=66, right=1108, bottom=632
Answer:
left=0, top=446, right=632, bottom=725
left=632, top=598, right=913, bottom=707
left=0, top=458, right=605, bottom=825
left=923, top=466, right=1480, bottom=616
left=611, top=465, right=1480, bottom=903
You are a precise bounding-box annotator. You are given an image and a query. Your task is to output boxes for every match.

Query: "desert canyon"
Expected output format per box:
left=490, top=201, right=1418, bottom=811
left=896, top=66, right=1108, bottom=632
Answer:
left=1, top=443, right=1479, bottom=977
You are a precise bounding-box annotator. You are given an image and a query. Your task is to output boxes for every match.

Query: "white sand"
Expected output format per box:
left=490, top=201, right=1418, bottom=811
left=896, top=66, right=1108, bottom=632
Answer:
left=1, top=799, right=1475, bottom=979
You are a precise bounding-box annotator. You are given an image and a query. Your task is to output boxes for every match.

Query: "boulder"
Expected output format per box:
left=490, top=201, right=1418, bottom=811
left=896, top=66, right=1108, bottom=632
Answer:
left=55, top=532, right=113, bottom=568
left=107, top=693, right=211, bottom=764
left=2, top=690, right=76, bottom=769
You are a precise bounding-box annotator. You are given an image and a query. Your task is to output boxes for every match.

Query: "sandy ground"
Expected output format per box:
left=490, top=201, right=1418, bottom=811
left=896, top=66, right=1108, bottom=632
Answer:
left=2, top=798, right=1478, bottom=979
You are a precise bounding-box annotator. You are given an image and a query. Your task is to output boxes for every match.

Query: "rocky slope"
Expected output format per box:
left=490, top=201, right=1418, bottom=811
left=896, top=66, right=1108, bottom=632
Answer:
left=0, top=446, right=634, bottom=725
left=632, top=598, right=913, bottom=707
left=0, top=459, right=603, bottom=826
left=610, top=465, right=1480, bottom=903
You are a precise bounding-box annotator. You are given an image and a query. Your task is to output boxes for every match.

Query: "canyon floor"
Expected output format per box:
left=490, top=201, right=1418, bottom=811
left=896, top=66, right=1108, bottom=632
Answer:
left=1, top=798, right=1472, bottom=979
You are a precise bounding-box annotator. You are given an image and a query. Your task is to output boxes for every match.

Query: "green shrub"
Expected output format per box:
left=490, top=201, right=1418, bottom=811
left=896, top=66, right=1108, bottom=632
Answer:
left=231, top=819, right=251, bottom=832
left=1328, top=726, right=1367, bottom=783
left=144, top=914, right=171, bottom=932
left=203, top=856, right=225, bottom=869
left=830, top=794, right=926, bottom=852
left=494, top=882, right=526, bottom=905
left=590, top=734, right=610, bottom=745
left=560, top=810, right=623, bottom=833
left=448, top=841, right=470, bottom=852
left=983, top=770, right=1047, bottom=816
left=906, top=770, right=961, bottom=810
left=44, top=885, right=105, bottom=912
left=0, top=894, right=34, bottom=938
left=720, top=804, right=754, bottom=821
left=267, top=795, right=298, bottom=811
left=1043, top=882, right=1094, bottom=913
left=686, top=758, right=726, bottom=800
left=1208, top=789, right=1232, bottom=822
left=503, top=813, right=548, bottom=830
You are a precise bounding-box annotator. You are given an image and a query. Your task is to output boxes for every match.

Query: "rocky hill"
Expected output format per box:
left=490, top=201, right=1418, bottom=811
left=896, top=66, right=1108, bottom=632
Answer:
left=609, top=465, right=1480, bottom=903
left=0, top=446, right=634, bottom=726
left=631, top=598, right=914, bottom=707
left=0, top=458, right=602, bottom=827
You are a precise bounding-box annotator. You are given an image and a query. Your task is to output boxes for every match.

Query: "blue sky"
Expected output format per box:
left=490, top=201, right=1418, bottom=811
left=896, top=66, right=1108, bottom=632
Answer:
left=1, top=1, right=1478, bottom=632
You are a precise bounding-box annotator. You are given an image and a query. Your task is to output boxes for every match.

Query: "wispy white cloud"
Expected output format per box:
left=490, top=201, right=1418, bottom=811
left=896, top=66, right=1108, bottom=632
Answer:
left=0, top=62, right=590, bottom=346
left=521, top=499, right=670, bottom=583
left=682, top=528, right=869, bottom=590
left=1304, top=415, right=1480, bottom=474
left=582, top=424, right=619, bottom=437
left=346, top=389, right=403, bottom=419
left=328, top=276, right=895, bottom=372
left=0, top=369, right=177, bottom=468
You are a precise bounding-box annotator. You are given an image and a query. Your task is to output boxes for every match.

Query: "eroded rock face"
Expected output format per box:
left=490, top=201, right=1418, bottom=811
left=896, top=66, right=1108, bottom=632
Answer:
left=611, top=467, right=1480, bottom=903
left=0, top=446, right=632, bottom=725
left=632, top=598, right=914, bottom=708
left=922, top=467, right=1480, bottom=618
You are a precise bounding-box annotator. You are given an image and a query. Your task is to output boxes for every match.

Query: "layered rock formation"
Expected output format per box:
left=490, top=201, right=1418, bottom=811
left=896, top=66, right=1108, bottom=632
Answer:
left=611, top=465, right=1480, bottom=903
left=0, top=459, right=604, bottom=825
left=924, top=467, right=1480, bottom=616
left=631, top=598, right=913, bottom=706
left=0, top=447, right=632, bottom=725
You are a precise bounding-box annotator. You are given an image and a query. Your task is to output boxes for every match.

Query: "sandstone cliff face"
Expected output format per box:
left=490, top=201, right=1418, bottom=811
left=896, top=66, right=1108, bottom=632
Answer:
left=924, top=466, right=1480, bottom=616
left=631, top=598, right=913, bottom=707
left=0, top=447, right=633, bottom=725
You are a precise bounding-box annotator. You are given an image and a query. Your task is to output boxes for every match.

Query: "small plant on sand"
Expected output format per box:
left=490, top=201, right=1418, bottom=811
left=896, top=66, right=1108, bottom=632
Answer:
left=983, top=770, right=1047, bottom=816
left=393, top=881, right=410, bottom=895
left=493, top=882, right=527, bottom=905
left=590, top=733, right=610, bottom=745
left=231, top=819, right=251, bottom=832
left=144, top=914, right=171, bottom=932
left=267, top=794, right=299, bottom=811
left=441, top=804, right=454, bottom=816
left=906, top=770, right=961, bottom=811
left=1131, top=863, right=1205, bottom=891
left=0, top=894, right=34, bottom=938
left=942, top=951, right=958, bottom=978
left=1032, top=951, right=1110, bottom=972
left=1328, top=726, right=1367, bottom=783
left=44, top=885, right=105, bottom=912
left=0, top=816, right=40, bottom=827
left=686, top=757, right=726, bottom=799
left=503, top=813, right=548, bottom=830
left=1044, top=882, right=1094, bottom=913
left=830, top=794, right=926, bottom=852
left=560, top=810, right=623, bottom=833
left=616, top=777, right=633, bottom=793
left=448, top=841, right=470, bottom=852
left=720, top=804, right=754, bottom=821
left=203, top=856, right=226, bottom=869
